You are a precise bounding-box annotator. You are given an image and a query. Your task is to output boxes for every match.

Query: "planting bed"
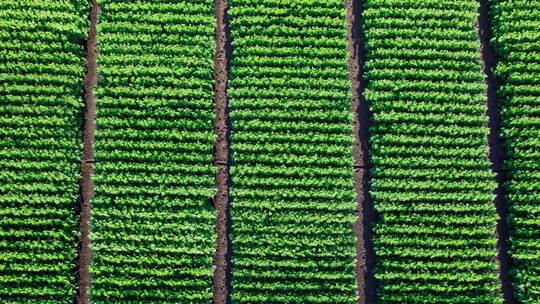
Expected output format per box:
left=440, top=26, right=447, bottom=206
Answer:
left=0, top=1, right=87, bottom=302
left=491, top=1, right=540, bottom=302
left=363, top=0, right=500, bottom=302
left=228, top=0, right=357, bottom=303
left=90, top=0, right=216, bottom=302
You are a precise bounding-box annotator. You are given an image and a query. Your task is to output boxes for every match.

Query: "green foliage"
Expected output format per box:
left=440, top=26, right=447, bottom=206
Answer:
left=228, top=0, right=357, bottom=303
left=90, top=0, right=216, bottom=302
left=491, top=1, right=540, bottom=303
left=0, top=0, right=87, bottom=302
left=364, top=0, right=501, bottom=302
left=4, top=0, right=539, bottom=302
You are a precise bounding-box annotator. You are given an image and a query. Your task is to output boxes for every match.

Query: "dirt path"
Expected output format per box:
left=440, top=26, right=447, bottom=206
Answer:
left=212, top=0, right=232, bottom=303
left=77, top=1, right=98, bottom=303
left=477, top=0, right=515, bottom=302
left=346, top=0, right=377, bottom=303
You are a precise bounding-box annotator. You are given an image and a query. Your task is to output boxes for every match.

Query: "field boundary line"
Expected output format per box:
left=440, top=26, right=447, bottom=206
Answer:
left=212, top=0, right=233, bottom=302
left=77, top=1, right=98, bottom=303
left=477, top=0, right=515, bottom=302
left=347, top=0, right=377, bottom=303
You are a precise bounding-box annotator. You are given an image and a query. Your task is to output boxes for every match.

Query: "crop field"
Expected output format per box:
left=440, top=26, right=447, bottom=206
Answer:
left=90, top=0, right=216, bottom=302
left=0, top=1, right=86, bottom=302
left=364, top=0, right=500, bottom=302
left=491, top=1, right=540, bottom=302
left=228, top=0, right=357, bottom=303
left=0, top=0, right=539, bottom=303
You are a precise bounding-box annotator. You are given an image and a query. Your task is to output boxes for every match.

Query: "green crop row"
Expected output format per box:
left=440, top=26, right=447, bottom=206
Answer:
left=363, top=0, right=501, bottom=302
left=228, top=0, right=357, bottom=303
left=0, top=1, right=88, bottom=302
left=90, top=1, right=216, bottom=303
left=490, top=1, right=540, bottom=303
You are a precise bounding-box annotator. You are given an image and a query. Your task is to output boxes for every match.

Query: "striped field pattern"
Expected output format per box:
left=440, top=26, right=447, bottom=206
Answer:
left=363, top=0, right=500, bottom=302
left=491, top=1, right=540, bottom=302
left=0, top=0, right=87, bottom=302
left=228, top=0, right=358, bottom=302
left=90, top=0, right=216, bottom=302
left=2, top=0, right=540, bottom=303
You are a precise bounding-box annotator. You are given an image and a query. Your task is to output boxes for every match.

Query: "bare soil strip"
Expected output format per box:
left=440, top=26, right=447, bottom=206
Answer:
left=212, top=0, right=232, bottom=303
left=346, top=1, right=377, bottom=303
left=477, top=1, right=515, bottom=302
left=77, top=1, right=98, bottom=303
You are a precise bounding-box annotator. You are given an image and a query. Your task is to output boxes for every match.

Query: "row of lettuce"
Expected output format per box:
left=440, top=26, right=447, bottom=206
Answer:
left=0, top=1, right=87, bottom=302
left=227, top=0, right=358, bottom=302
left=364, top=0, right=500, bottom=302
left=0, top=0, right=539, bottom=303
left=491, top=1, right=540, bottom=303
left=90, top=0, right=217, bottom=302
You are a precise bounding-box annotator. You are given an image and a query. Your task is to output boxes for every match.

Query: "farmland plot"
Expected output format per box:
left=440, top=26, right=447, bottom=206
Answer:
left=228, top=0, right=358, bottom=302
left=90, top=0, right=216, bottom=302
left=3, top=0, right=540, bottom=303
left=491, top=1, right=540, bottom=302
left=0, top=0, right=88, bottom=302
left=363, top=0, right=501, bottom=302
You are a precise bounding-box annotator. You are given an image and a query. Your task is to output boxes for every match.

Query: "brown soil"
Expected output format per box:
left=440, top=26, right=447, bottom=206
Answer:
left=477, top=1, right=515, bottom=302
left=346, top=0, right=377, bottom=303
left=77, top=1, right=98, bottom=303
left=212, top=0, right=232, bottom=303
